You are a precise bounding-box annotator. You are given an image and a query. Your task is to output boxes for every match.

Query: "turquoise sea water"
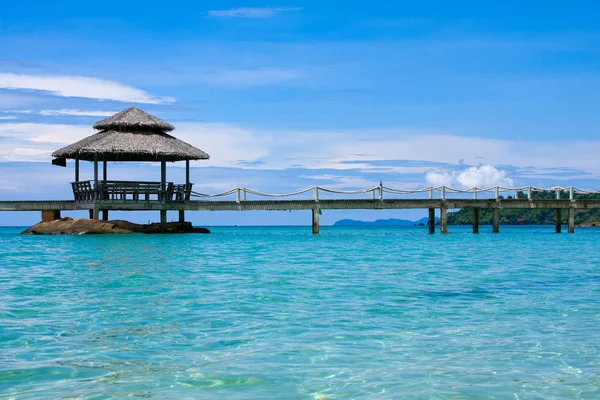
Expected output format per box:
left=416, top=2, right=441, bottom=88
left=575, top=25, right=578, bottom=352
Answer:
left=1, top=225, right=599, bottom=399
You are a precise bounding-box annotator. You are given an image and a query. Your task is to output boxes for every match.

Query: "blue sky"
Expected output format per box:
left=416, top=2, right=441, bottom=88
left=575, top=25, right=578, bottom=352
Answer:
left=1, top=1, right=600, bottom=226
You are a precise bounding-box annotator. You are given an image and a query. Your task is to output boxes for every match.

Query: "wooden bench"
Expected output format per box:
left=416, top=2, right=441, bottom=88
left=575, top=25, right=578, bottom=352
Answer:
left=71, top=181, right=94, bottom=201
left=71, top=181, right=193, bottom=202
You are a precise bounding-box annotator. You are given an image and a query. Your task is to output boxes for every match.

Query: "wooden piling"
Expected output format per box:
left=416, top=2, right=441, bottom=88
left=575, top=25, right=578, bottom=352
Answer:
left=492, top=208, right=499, bottom=233
left=312, top=209, right=319, bottom=234
left=428, top=207, right=435, bottom=234
left=160, top=210, right=167, bottom=224
left=440, top=207, right=447, bottom=234
left=102, top=210, right=109, bottom=221
left=41, top=210, right=61, bottom=222
left=473, top=208, right=479, bottom=234
left=179, top=210, right=185, bottom=223
left=568, top=208, right=575, bottom=234
left=555, top=209, right=561, bottom=233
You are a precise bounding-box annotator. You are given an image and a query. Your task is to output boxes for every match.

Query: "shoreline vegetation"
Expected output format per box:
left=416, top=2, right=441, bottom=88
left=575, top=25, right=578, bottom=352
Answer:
left=335, top=192, right=600, bottom=227
left=447, top=191, right=600, bottom=226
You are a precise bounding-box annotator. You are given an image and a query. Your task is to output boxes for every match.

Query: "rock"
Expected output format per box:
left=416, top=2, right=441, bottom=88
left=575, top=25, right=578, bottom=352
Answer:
left=577, top=221, right=600, bottom=227
left=21, top=218, right=210, bottom=235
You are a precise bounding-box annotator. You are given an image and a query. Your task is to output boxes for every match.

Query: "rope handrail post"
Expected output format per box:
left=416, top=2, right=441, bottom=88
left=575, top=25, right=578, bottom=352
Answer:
left=569, top=186, right=574, bottom=201
left=473, top=187, right=477, bottom=200
left=441, top=186, right=446, bottom=200
left=495, top=186, right=499, bottom=200
left=514, top=189, right=519, bottom=200
left=379, top=182, right=383, bottom=201
left=236, top=188, right=241, bottom=203
left=242, top=188, right=246, bottom=202
left=556, top=188, right=561, bottom=200
left=313, top=187, right=319, bottom=202
left=429, top=187, right=433, bottom=200
left=528, top=186, right=532, bottom=200
left=371, top=188, right=376, bottom=200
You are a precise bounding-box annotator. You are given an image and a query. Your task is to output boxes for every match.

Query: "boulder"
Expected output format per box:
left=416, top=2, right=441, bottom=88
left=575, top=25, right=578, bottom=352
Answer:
left=21, top=217, right=210, bottom=235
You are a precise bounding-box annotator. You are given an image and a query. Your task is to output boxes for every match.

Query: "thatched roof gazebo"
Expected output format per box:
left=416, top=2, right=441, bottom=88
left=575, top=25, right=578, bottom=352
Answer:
left=51, top=108, right=210, bottom=222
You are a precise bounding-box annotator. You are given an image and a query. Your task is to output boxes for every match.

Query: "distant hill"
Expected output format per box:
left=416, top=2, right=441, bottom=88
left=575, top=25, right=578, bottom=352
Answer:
left=333, top=217, right=434, bottom=227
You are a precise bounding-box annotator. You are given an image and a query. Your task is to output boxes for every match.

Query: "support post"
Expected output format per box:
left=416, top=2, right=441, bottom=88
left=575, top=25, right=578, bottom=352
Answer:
left=41, top=210, right=61, bottom=222
left=569, top=187, right=574, bottom=201
left=568, top=208, right=575, bottom=234
left=440, top=207, right=447, bottom=234
left=101, top=159, right=107, bottom=221
left=160, top=157, right=166, bottom=200
left=473, top=208, right=479, bottom=234
left=93, top=153, right=99, bottom=200
left=160, top=157, right=167, bottom=224
left=180, top=160, right=190, bottom=223
left=492, top=208, right=499, bottom=233
left=92, top=206, right=100, bottom=220
left=428, top=208, right=435, bottom=234
left=528, top=186, right=532, bottom=200
left=75, top=159, right=79, bottom=182
left=312, top=209, right=319, bottom=234
left=89, top=209, right=93, bottom=219
left=185, top=160, right=190, bottom=186
left=555, top=208, right=561, bottom=233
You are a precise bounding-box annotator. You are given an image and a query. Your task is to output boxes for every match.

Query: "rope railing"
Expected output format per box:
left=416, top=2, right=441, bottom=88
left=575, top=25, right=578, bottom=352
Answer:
left=189, top=185, right=600, bottom=202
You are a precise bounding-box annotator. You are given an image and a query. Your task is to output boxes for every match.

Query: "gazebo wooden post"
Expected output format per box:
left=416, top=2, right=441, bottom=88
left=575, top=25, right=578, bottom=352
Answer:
left=102, top=158, right=108, bottom=220
left=92, top=153, right=99, bottom=219
left=179, top=160, right=189, bottom=223
left=160, top=156, right=167, bottom=224
left=74, top=159, right=79, bottom=182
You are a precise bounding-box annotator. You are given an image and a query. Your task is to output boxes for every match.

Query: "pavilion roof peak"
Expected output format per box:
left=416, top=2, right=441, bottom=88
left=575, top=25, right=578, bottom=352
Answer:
left=93, top=107, right=175, bottom=132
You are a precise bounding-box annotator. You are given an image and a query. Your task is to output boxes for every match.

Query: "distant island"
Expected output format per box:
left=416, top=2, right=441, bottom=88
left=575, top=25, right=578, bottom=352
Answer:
left=333, top=217, right=434, bottom=227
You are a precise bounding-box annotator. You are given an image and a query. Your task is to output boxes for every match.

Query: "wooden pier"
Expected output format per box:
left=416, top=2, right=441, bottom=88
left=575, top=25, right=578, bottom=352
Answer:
left=1, top=186, right=598, bottom=234
left=2, top=108, right=596, bottom=235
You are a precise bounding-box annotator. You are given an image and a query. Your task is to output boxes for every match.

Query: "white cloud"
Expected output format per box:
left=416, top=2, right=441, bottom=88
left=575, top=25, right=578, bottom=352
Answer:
left=0, top=73, right=175, bottom=104
left=38, top=109, right=117, bottom=117
left=7, top=109, right=116, bottom=117
left=424, top=169, right=456, bottom=187
left=425, top=165, right=514, bottom=188
left=207, top=7, right=301, bottom=18
left=0, top=115, right=17, bottom=120
left=2, top=121, right=600, bottom=189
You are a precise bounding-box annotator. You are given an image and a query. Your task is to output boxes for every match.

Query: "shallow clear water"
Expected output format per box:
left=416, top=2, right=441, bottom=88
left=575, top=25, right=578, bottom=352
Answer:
left=1, top=225, right=599, bottom=399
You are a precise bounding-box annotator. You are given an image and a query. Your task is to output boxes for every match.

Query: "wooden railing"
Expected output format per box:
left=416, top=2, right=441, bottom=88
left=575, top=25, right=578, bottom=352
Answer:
left=71, top=181, right=193, bottom=202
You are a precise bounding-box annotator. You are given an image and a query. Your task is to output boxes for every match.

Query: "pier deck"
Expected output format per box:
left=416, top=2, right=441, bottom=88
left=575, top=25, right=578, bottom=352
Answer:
left=0, top=196, right=597, bottom=234
left=1, top=198, right=599, bottom=212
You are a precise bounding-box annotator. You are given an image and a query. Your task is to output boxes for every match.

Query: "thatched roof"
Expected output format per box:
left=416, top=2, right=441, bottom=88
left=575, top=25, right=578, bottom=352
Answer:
left=93, top=108, right=175, bottom=131
left=52, top=108, right=210, bottom=162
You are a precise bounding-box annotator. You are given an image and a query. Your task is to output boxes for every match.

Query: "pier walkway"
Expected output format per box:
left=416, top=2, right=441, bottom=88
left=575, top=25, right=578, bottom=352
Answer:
left=2, top=184, right=599, bottom=234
